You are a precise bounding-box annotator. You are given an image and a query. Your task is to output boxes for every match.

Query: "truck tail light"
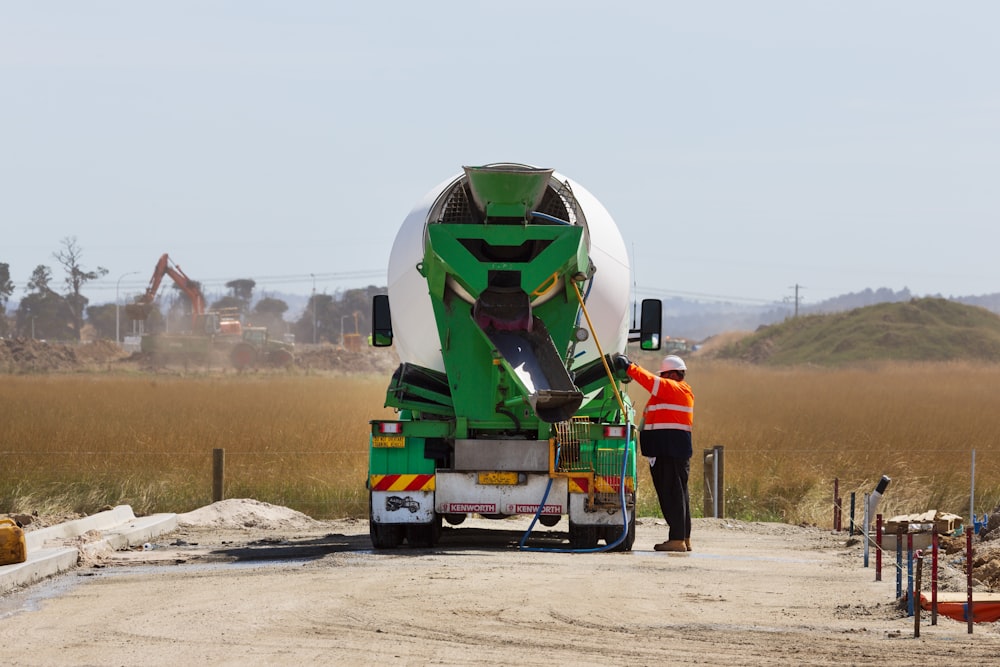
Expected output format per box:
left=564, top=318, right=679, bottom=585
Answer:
left=379, top=422, right=402, bottom=434
left=604, top=426, right=626, bottom=438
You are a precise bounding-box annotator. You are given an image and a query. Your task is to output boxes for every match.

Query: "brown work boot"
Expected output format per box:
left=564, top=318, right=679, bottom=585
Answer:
left=653, top=540, right=687, bottom=552
left=684, top=538, right=692, bottom=552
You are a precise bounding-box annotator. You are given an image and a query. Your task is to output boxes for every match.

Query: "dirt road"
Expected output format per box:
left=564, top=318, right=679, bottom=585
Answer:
left=3, top=502, right=1000, bottom=666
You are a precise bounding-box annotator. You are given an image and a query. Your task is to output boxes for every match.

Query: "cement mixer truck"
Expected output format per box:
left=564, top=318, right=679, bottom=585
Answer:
left=368, top=164, right=662, bottom=550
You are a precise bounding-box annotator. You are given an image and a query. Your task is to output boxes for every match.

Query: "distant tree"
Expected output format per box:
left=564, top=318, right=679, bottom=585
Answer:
left=0, top=263, right=13, bottom=308
left=85, top=303, right=117, bottom=340
left=295, top=293, right=334, bottom=343
left=15, top=265, right=74, bottom=340
left=225, top=279, right=256, bottom=313
left=252, top=297, right=289, bottom=334
left=0, top=262, right=13, bottom=336
left=26, top=264, right=54, bottom=293
left=54, top=236, right=108, bottom=341
left=332, top=286, right=384, bottom=342
left=293, top=286, right=386, bottom=344
left=254, top=297, right=288, bottom=318
left=227, top=279, right=256, bottom=301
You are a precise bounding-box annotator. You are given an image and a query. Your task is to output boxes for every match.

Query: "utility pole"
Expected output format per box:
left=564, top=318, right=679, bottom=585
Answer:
left=789, top=284, right=804, bottom=317
left=310, top=274, right=317, bottom=344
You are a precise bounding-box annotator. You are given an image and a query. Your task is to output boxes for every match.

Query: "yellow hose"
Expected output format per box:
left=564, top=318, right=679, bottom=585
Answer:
left=571, top=281, right=627, bottom=417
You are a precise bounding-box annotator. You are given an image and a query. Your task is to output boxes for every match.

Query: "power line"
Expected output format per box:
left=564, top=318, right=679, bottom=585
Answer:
left=86, top=269, right=386, bottom=293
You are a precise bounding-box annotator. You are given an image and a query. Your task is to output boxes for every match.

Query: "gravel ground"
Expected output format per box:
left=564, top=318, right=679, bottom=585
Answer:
left=3, top=501, right=1000, bottom=666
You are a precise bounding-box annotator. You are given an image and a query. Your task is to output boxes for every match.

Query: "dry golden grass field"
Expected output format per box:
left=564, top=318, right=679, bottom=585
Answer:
left=2, top=360, right=999, bottom=526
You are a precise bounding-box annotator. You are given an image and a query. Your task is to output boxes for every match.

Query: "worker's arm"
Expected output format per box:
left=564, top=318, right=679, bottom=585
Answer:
left=625, top=362, right=685, bottom=401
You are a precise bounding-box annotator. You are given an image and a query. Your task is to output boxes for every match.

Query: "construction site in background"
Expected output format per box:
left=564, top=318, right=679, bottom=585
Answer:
left=125, top=253, right=294, bottom=371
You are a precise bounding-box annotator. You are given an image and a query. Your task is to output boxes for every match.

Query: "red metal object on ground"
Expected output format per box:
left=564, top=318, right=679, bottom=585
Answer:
left=875, top=514, right=882, bottom=581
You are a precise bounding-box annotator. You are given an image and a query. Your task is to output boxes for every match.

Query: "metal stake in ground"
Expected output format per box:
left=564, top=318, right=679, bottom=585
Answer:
left=914, top=550, right=923, bottom=638
left=896, top=525, right=904, bottom=600
left=967, top=527, right=974, bottom=634
left=931, top=531, right=938, bottom=625
left=875, top=514, right=882, bottom=582
left=907, top=534, right=914, bottom=617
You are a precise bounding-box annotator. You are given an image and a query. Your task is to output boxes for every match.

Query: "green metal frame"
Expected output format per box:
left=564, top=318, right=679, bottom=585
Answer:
left=371, top=166, right=637, bottom=496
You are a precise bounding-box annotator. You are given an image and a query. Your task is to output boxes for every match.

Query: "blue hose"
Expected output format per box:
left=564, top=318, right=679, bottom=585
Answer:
left=518, top=413, right=633, bottom=553
left=529, top=210, right=571, bottom=226
left=519, top=272, right=634, bottom=553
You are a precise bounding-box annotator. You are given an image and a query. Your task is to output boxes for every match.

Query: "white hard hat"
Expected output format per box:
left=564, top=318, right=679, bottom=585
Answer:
left=659, top=355, right=687, bottom=373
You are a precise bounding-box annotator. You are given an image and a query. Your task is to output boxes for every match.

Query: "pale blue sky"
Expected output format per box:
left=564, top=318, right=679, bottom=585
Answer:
left=2, top=2, right=997, bottom=310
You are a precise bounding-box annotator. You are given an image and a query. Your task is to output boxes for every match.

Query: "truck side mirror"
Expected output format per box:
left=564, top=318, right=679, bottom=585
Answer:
left=371, top=294, right=393, bottom=347
left=632, top=298, right=662, bottom=350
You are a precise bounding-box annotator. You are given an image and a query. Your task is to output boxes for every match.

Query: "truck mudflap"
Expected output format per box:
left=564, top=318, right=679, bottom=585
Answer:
left=435, top=471, right=568, bottom=516
left=370, top=490, right=436, bottom=524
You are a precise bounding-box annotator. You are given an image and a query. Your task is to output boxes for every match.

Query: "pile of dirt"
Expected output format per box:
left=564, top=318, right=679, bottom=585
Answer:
left=0, top=338, right=128, bottom=373
left=176, top=498, right=321, bottom=531
left=970, top=548, right=1000, bottom=589
left=960, top=504, right=1000, bottom=589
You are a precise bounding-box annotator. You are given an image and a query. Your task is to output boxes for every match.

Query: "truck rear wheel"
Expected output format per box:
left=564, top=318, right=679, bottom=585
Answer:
left=568, top=521, right=598, bottom=549
left=369, top=494, right=403, bottom=548
left=601, top=514, right=635, bottom=552
left=370, top=521, right=404, bottom=549
left=405, top=514, right=441, bottom=548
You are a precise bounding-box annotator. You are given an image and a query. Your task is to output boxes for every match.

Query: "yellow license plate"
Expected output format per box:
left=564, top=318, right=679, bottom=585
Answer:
left=478, top=471, right=518, bottom=485
left=372, top=435, right=405, bottom=448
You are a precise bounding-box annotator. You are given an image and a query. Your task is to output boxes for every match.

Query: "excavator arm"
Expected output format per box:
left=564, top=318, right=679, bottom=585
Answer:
left=125, top=253, right=207, bottom=328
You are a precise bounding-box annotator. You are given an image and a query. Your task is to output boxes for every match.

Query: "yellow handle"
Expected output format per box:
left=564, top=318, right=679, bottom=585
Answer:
left=531, top=272, right=559, bottom=298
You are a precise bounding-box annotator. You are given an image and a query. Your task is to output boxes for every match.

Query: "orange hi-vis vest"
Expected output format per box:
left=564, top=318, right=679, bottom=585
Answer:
left=626, top=363, right=694, bottom=432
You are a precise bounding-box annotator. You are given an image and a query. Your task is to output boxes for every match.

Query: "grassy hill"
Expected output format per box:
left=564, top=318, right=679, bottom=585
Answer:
left=708, top=297, right=1000, bottom=365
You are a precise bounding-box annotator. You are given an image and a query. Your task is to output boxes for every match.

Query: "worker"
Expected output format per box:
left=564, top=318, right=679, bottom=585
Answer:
left=611, top=353, right=694, bottom=552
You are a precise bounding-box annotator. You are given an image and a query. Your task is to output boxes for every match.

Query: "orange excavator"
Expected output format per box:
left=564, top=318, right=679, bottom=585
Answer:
left=125, top=253, right=240, bottom=335
left=126, top=253, right=293, bottom=370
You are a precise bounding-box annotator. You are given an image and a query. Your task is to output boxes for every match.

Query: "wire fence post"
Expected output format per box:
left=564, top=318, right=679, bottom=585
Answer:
left=833, top=478, right=841, bottom=531
left=213, top=448, right=225, bottom=502
left=702, top=445, right=725, bottom=518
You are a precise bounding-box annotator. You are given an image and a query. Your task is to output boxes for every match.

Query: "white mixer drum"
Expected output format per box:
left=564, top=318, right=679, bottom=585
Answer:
left=387, top=167, right=631, bottom=375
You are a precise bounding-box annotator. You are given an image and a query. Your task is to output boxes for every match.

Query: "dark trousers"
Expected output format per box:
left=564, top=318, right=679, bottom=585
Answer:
left=650, top=456, right=691, bottom=542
